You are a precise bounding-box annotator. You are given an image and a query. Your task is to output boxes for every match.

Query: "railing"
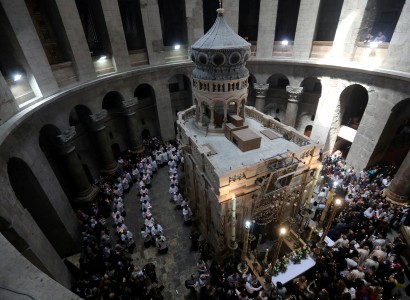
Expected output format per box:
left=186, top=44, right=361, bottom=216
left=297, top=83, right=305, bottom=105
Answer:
left=272, top=41, right=294, bottom=57
left=164, top=45, right=189, bottom=63
left=244, top=106, right=312, bottom=148
left=51, top=61, right=77, bottom=87
left=310, top=41, right=333, bottom=59
left=192, top=77, right=248, bottom=93
left=129, top=49, right=149, bottom=66
left=352, top=42, right=389, bottom=67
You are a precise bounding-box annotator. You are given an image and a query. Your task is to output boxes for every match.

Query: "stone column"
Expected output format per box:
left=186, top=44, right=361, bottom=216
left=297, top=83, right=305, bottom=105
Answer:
left=199, top=103, right=204, bottom=126
left=89, top=110, right=118, bottom=175
left=0, top=71, right=18, bottom=125
left=385, top=151, right=410, bottom=205
left=54, top=0, right=96, bottom=82
left=57, top=127, right=99, bottom=204
left=209, top=105, right=215, bottom=129
left=310, top=78, right=344, bottom=150
left=254, top=83, right=269, bottom=112
left=331, top=0, right=374, bottom=61
left=256, top=0, right=278, bottom=58
left=154, top=82, right=175, bottom=140
left=223, top=105, right=228, bottom=126
left=1, top=0, right=58, bottom=97
left=345, top=91, right=395, bottom=172
left=293, top=0, right=321, bottom=59
left=122, top=98, right=143, bottom=152
left=223, top=0, right=239, bottom=33
left=185, top=0, right=204, bottom=48
left=100, top=0, right=131, bottom=72
left=284, top=86, right=303, bottom=127
left=140, top=0, right=165, bottom=65
left=382, top=0, right=410, bottom=73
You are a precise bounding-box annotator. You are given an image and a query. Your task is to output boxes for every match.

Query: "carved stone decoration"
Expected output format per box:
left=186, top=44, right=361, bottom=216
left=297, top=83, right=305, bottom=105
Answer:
left=253, top=83, right=269, bottom=97
left=90, top=109, right=108, bottom=123
left=57, top=126, right=76, bottom=143
left=286, top=86, right=303, bottom=102
left=122, top=98, right=138, bottom=115
left=253, top=188, right=287, bottom=225
left=229, top=172, right=245, bottom=182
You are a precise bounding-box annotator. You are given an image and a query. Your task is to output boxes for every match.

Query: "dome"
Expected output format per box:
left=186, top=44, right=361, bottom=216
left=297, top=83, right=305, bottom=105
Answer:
left=192, top=9, right=251, bottom=51
left=191, top=8, right=251, bottom=81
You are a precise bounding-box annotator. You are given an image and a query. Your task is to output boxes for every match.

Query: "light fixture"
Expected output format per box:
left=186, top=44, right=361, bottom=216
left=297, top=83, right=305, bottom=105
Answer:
left=174, top=44, right=181, bottom=50
left=369, top=42, right=378, bottom=49
left=279, top=227, right=287, bottom=236
left=335, top=198, right=342, bottom=206
left=98, top=55, right=107, bottom=61
left=245, top=220, right=251, bottom=229
left=332, top=181, right=338, bottom=188
left=281, top=40, right=289, bottom=46
left=13, top=74, right=22, bottom=82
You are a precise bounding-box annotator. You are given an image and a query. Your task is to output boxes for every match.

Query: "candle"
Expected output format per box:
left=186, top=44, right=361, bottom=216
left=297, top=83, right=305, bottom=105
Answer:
left=264, top=249, right=269, bottom=262
left=231, top=195, right=236, bottom=244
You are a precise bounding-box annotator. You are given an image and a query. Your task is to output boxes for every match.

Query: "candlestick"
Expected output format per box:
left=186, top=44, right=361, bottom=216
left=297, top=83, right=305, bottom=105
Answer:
left=256, top=234, right=262, bottom=257
left=305, top=165, right=322, bottom=208
left=229, top=195, right=238, bottom=250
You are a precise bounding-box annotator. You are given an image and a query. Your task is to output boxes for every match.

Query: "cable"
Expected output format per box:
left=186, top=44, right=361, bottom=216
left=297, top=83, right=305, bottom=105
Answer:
left=0, top=286, right=36, bottom=300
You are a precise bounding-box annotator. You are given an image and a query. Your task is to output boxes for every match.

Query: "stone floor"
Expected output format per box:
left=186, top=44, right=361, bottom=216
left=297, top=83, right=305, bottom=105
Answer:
left=122, top=165, right=199, bottom=299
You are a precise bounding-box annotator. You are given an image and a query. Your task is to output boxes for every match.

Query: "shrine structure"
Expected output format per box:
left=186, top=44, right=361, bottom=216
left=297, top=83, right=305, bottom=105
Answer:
left=176, top=6, right=323, bottom=255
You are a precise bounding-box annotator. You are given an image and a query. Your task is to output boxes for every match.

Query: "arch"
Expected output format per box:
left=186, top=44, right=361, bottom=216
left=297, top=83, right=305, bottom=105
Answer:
left=69, top=105, right=92, bottom=127
left=331, top=84, right=369, bottom=157
left=7, top=157, right=77, bottom=257
left=39, top=124, right=61, bottom=155
left=247, top=73, right=257, bottom=106
left=266, top=73, right=289, bottom=89
left=134, top=83, right=155, bottom=100
left=248, top=73, right=257, bottom=85
left=339, top=84, right=368, bottom=129
left=102, top=91, right=124, bottom=112
left=300, top=77, right=322, bottom=94
left=39, top=124, right=76, bottom=201
left=134, top=83, right=161, bottom=137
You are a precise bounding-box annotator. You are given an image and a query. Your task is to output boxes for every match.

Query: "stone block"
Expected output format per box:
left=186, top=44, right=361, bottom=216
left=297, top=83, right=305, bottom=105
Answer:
left=227, top=114, right=244, bottom=127
left=231, top=128, right=261, bottom=152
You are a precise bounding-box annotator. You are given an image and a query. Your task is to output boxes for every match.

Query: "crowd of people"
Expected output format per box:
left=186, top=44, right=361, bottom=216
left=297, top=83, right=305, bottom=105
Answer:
left=181, top=154, right=410, bottom=300
left=72, top=136, right=409, bottom=300
left=73, top=136, right=184, bottom=299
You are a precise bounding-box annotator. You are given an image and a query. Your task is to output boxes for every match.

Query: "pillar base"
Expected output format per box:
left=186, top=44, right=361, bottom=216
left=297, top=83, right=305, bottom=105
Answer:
left=100, top=162, right=119, bottom=176
left=74, top=185, right=99, bottom=204
left=384, top=188, right=409, bottom=206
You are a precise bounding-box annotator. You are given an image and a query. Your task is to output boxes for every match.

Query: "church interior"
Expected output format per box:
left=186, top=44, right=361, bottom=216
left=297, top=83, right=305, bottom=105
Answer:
left=0, top=0, right=410, bottom=299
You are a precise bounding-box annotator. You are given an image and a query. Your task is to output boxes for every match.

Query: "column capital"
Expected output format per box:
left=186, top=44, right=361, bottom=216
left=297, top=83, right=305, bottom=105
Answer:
left=56, top=127, right=76, bottom=154
left=253, top=83, right=269, bottom=97
left=122, top=97, right=139, bottom=116
left=286, top=86, right=303, bottom=102
left=90, top=110, right=108, bottom=131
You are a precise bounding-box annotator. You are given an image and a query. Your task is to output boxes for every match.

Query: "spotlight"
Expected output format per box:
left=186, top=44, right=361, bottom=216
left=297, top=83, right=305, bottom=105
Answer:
left=281, top=40, right=289, bottom=46
left=13, top=74, right=22, bottom=82
left=174, top=44, right=181, bottom=50
left=98, top=55, right=107, bottom=61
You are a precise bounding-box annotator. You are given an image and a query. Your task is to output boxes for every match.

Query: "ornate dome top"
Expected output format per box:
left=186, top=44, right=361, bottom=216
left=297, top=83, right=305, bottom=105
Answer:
left=191, top=8, right=251, bottom=81
left=192, top=8, right=250, bottom=51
